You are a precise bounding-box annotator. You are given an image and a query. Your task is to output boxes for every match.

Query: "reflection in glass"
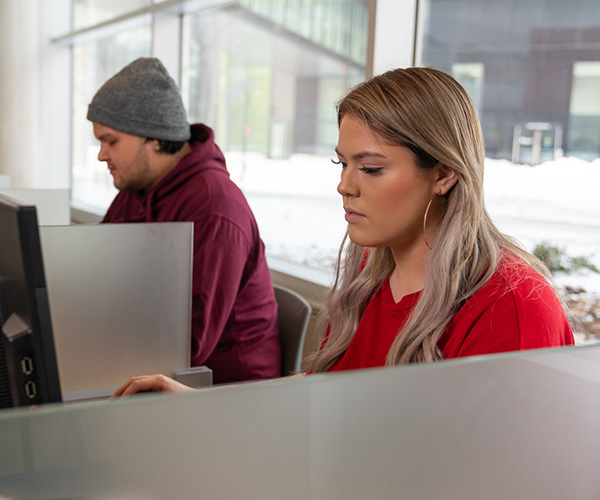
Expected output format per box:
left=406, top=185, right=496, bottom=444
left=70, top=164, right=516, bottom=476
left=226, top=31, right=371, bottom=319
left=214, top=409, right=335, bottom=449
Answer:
left=181, top=2, right=368, bottom=272
left=239, top=0, right=368, bottom=66
left=569, top=62, right=600, bottom=161
left=451, top=62, right=484, bottom=117
left=73, top=0, right=152, bottom=30
left=419, top=0, right=600, bottom=163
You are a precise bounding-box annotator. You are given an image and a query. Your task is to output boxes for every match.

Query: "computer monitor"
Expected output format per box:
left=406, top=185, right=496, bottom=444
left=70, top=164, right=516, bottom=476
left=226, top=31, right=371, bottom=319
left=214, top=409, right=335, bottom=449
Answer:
left=0, top=193, right=62, bottom=408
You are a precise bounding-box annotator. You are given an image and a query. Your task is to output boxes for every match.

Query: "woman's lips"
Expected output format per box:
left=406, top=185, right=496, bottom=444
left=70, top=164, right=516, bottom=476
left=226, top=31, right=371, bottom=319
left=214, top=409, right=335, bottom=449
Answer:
left=344, top=207, right=365, bottom=223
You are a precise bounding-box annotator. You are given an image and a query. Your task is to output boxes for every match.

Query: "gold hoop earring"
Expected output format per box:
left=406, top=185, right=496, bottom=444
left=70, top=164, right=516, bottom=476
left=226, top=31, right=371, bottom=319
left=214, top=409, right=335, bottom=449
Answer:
left=423, top=192, right=443, bottom=250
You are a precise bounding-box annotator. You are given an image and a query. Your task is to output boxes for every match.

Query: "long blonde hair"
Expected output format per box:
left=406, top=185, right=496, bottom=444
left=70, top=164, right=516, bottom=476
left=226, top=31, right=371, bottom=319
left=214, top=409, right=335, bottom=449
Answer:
left=307, top=67, right=553, bottom=373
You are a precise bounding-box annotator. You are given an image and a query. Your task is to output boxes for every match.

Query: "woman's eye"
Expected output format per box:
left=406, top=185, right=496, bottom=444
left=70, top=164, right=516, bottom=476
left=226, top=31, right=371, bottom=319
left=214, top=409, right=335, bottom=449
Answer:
left=331, top=159, right=347, bottom=168
left=359, top=166, right=383, bottom=175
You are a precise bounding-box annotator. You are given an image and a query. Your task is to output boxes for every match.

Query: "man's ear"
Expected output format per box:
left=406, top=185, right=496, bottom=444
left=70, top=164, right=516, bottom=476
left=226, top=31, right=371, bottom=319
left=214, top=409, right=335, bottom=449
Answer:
left=144, top=137, right=161, bottom=154
left=435, top=163, right=458, bottom=195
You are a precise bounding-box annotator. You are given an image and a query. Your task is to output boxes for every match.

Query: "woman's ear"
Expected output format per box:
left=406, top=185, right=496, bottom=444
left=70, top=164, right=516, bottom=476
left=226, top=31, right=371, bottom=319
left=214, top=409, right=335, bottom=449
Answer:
left=434, top=163, right=458, bottom=195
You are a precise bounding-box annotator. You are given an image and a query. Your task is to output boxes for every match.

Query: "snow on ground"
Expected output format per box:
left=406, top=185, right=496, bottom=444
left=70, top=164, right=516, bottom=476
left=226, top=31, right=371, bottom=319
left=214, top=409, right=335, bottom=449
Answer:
left=482, top=157, right=600, bottom=295
left=226, top=151, right=600, bottom=289
left=226, top=152, right=600, bottom=344
left=74, top=149, right=600, bottom=342
left=483, top=156, right=600, bottom=227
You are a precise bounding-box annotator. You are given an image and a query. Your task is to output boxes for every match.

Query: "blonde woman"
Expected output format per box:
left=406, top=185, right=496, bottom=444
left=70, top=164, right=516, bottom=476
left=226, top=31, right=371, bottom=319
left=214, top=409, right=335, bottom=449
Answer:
left=307, top=66, right=573, bottom=374
left=113, top=67, right=573, bottom=396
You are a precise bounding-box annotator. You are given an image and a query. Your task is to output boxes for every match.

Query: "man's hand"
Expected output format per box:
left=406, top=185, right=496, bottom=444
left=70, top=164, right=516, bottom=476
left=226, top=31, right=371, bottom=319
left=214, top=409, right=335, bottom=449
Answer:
left=112, top=374, right=195, bottom=398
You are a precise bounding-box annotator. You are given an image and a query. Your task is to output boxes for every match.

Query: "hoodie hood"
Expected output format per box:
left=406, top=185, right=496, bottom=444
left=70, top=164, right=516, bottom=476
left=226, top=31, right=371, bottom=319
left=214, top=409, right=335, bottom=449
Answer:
left=145, top=123, right=228, bottom=214
left=104, top=123, right=228, bottom=222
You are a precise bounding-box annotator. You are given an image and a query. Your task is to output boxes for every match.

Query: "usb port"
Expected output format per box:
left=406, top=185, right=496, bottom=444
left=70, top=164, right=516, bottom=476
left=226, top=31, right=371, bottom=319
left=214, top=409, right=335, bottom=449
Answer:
left=21, top=356, right=34, bottom=376
left=24, top=380, right=37, bottom=400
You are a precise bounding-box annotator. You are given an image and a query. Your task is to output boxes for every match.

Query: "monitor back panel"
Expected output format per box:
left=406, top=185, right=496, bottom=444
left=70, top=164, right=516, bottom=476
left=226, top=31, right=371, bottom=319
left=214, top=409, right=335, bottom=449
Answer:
left=39, top=222, right=193, bottom=400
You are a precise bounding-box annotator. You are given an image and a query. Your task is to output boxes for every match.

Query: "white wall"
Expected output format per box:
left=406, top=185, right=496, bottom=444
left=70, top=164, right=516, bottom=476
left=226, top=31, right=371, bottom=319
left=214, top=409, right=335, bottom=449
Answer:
left=0, top=0, right=71, bottom=189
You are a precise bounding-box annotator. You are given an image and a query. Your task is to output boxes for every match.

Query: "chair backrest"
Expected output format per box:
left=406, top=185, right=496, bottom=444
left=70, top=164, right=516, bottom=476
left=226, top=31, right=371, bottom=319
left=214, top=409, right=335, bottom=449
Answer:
left=273, top=284, right=312, bottom=376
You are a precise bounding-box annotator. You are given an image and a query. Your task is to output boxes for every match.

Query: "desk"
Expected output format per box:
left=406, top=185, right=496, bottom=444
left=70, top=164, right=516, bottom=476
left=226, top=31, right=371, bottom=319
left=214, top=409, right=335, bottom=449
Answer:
left=1, top=345, right=599, bottom=499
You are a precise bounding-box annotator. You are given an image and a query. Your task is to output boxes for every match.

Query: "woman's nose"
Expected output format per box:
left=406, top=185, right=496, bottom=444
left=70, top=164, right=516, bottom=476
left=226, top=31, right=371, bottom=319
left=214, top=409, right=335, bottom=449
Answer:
left=337, top=166, right=359, bottom=197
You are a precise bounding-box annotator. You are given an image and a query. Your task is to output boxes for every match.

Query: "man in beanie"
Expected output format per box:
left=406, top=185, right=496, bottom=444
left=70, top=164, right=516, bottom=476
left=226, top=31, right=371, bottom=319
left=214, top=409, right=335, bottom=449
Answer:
left=88, top=58, right=281, bottom=384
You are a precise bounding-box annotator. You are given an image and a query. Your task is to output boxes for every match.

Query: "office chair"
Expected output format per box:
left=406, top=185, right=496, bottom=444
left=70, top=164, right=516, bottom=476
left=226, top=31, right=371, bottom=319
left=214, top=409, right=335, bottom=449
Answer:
left=273, top=284, right=312, bottom=376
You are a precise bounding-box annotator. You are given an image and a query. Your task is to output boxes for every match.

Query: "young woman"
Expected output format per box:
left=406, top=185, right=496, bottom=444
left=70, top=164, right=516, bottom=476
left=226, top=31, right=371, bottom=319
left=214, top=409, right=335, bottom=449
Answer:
left=305, top=66, right=573, bottom=374
left=113, top=67, right=574, bottom=397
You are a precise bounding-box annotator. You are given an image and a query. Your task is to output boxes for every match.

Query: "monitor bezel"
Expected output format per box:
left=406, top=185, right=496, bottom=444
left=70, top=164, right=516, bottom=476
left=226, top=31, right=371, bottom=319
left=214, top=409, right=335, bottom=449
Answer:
left=0, top=193, right=62, bottom=408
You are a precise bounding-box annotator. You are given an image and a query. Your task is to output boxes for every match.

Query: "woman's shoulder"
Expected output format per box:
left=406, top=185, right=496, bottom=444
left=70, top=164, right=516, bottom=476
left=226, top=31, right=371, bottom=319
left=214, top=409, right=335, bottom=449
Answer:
left=460, top=250, right=563, bottom=322
left=442, top=250, right=573, bottom=358
left=493, top=250, right=554, bottom=299
left=466, top=249, right=571, bottom=334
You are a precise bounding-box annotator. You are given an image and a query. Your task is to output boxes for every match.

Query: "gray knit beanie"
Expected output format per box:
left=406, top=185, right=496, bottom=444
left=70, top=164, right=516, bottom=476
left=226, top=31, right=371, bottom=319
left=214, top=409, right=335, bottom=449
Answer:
left=87, top=57, right=191, bottom=141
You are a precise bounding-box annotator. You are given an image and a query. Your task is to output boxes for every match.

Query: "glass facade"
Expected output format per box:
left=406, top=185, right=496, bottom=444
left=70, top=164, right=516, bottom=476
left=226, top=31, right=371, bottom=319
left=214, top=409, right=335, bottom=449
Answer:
left=419, top=0, right=600, bottom=343
left=182, top=1, right=367, bottom=157
left=419, top=0, right=600, bottom=163
left=73, top=0, right=152, bottom=30
left=180, top=1, right=368, bottom=269
left=66, top=1, right=600, bottom=313
left=239, top=0, right=368, bottom=66
left=70, top=0, right=369, bottom=269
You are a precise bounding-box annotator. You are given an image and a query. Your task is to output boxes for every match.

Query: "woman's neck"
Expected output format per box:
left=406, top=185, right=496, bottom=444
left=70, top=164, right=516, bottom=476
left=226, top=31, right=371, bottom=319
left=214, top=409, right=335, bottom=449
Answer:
left=388, top=243, right=429, bottom=303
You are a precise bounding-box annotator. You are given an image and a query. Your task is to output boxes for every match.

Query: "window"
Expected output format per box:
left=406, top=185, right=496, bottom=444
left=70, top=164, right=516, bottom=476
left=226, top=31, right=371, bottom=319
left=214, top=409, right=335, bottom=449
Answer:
left=570, top=61, right=600, bottom=160
left=419, top=0, right=600, bottom=161
left=181, top=1, right=368, bottom=270
left=69, top=0, right=370, bottom=276
left=65, top=0, right=600, bottom=345
left=71, top=25, right=152, bottom=211
left=418, top=0, right=600, bottom=341
left=73, top=0, right=152, bottom=30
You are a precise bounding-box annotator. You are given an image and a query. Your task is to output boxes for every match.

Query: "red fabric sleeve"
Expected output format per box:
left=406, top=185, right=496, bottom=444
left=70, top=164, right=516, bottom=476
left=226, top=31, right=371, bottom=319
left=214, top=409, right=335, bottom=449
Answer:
left=441, top=276, right=574, bottom=358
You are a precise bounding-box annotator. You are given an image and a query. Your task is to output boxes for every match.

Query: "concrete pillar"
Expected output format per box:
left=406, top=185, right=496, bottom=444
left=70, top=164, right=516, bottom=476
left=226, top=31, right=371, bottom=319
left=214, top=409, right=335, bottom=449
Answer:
left=0, top=0, right=70, bottom=188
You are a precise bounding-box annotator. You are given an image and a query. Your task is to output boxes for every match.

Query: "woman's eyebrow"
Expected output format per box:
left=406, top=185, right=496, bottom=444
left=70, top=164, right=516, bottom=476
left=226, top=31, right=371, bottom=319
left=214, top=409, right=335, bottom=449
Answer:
left=335, top=148, right=387, bottom=161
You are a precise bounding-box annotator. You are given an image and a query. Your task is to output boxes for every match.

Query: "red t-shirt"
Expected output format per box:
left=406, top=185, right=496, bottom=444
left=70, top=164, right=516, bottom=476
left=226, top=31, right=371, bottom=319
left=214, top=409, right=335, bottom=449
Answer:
left=329, top=254, right=574, bottom=372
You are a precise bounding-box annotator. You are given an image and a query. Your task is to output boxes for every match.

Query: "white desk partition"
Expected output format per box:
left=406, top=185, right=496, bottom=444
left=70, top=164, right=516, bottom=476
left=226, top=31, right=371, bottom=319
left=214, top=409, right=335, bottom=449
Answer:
left=0, top=175, right=10, bottom=188
left=40, top=223, right=193, bottom=399
left=0, top=188, right=70, bottom=225
left=0, top=344, right=600, bottom=499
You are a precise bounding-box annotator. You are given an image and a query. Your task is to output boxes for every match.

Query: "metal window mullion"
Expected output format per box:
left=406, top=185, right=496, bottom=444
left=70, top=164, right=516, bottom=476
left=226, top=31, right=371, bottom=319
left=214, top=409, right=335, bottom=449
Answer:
left=371, top=0, right=418, bottom=75
left=153, top=10, right=184, bottom=85
left=52, top=0, right=236, bottom=46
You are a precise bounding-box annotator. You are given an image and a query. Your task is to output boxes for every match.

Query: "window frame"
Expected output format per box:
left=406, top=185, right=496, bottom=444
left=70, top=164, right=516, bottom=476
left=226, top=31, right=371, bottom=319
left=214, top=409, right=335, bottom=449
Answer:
left=49, top=0, right=416, bottom=291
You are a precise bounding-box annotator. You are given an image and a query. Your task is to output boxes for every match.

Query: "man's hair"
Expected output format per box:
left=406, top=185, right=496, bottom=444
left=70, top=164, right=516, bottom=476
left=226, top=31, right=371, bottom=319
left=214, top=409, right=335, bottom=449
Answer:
left=146, top=138, right=186, bottom=154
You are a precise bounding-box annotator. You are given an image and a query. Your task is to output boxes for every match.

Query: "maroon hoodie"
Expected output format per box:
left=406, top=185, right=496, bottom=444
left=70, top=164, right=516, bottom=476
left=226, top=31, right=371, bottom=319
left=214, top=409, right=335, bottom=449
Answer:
left=103, top=124, right=281, bottom=383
